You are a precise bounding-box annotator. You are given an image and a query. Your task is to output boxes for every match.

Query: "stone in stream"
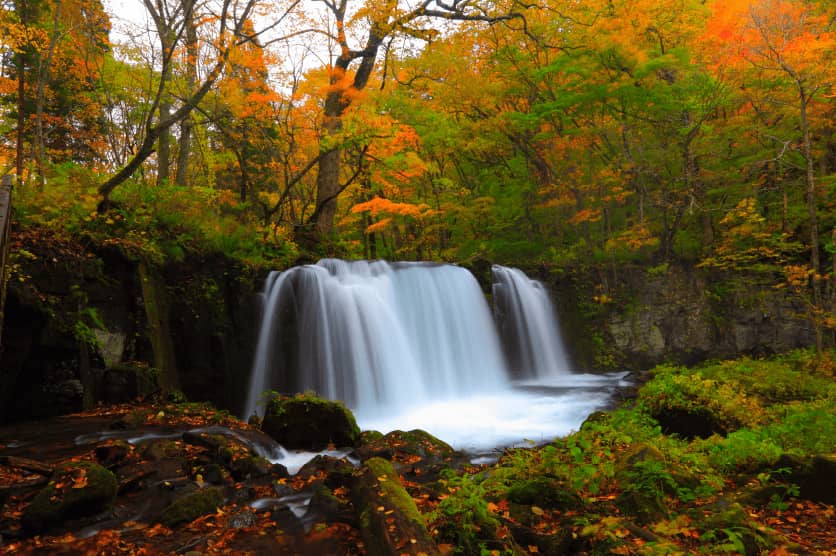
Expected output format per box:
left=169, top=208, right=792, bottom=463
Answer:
left=261, top=394, right=360, bottom=451
left=22, top=462, right=118, bottom=532
left=159, top=487, right=225, bottom=527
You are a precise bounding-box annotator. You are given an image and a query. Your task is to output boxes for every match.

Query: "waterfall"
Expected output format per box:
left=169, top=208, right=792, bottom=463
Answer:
left=243, top=260, right=570, bottom=419
left=492, top=265, right=572, bottom=380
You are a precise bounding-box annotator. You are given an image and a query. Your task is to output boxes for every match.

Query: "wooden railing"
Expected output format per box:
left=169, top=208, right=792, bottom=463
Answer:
left=0, top=174, right=13, bottom=349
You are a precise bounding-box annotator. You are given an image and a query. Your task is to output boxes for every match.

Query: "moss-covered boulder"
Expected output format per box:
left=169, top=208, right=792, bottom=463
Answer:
left=691, top=500, right=770, bottom=556
left=229, top=455, right=273, bottom=481
left=614, top=444, right=670, bottom=523
left=262, top=394, right=360, bottom=450
left=160, top=487, right=224, bottom=527
left=356, top=429, right=454, bottom=463
left=22, top=462, right=118, bottom=532
left=296, top=455, right=355, bottom=489
left=350, top=457, right=439, bottom=555
left=777, top=453, right=836, bottom=504
left=506, top=478, right=582, bottom=511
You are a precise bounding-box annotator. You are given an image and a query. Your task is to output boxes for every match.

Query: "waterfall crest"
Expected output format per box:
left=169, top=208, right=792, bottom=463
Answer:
left=244, top=260, right=509, bottom=418
left=491, top=265, right=572, bottom=380
left=244, top=260, right=570, bottom=419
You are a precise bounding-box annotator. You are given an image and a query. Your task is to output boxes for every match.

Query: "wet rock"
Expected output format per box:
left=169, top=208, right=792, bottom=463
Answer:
left=160, top=487, right=224, bottom=527
left=196, top=463, right=227, bottom=485
left=296, top=455, right=355, bottom=489
left=230, top=456, right=273, bottom=481
left=22, top=462, right=118, bottom=532
left=349, top=457, right=439, bottom=556
left=94, top=440, right=132, bottom=467
left=227, top=508, right=257, bottom=529
left=182, top=431, right=234, bottom=465
left=138, top=439, right=180, bottom=461
left=356, top=429, right=455, bottom=468
left=261, top=395, right=360, bottom=451
left=306, top=484, right=354, bottom=525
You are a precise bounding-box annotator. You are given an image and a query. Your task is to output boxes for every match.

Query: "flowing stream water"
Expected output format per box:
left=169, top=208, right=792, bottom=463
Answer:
left=244, top=259, right=627, bottom=454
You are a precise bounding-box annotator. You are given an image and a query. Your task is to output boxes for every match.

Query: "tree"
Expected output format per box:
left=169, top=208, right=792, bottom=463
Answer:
left=96, top=0, right=267, bottom=201
left=705, top=0, right=834, bottom=286
left=0, top=0, right=111, bottom=183
left=296, top=0, right=527, bottom=242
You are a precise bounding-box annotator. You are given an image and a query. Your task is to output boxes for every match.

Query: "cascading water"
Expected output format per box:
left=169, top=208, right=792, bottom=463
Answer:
left=244, top=259, right=509, bottom=419
left=492, top=265, right=572, bottom=380
left=243, top=259, right=627, bottom=454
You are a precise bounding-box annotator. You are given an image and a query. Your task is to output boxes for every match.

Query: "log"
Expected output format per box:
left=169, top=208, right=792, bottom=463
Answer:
left=0, top=456, right=55, bottom=476
left=349, top=457, right=439, bottom=556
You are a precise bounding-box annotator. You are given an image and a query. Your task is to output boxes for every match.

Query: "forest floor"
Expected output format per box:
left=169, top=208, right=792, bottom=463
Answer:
left=0, top=351, right=834, bottom=555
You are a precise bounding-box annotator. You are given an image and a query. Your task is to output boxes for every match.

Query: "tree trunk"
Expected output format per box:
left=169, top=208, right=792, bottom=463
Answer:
left=799, top=93, right=820, bottom=277
left=175, top=11, right=198, bottom=187
left=33, top=2, right=61, bottom=187
left=138, top=261, right=179, bottom=396
left=158, top=99, right=171, bottom=184
left=314, top=144, right=342, bottom=237
left=15, top=50, right=25, bottom=182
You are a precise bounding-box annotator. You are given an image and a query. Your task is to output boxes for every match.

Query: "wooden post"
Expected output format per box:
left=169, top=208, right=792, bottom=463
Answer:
left=0, top=174, right=13, bottom=350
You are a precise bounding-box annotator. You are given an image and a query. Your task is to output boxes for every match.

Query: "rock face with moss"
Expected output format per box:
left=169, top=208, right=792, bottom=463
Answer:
left=261, top=394, right=360, bottom=450
left=349, top=457, right=439, bottom=556
left=160, top=487, right=225, bottom=527
left=22, top=462, right=118, bottom=532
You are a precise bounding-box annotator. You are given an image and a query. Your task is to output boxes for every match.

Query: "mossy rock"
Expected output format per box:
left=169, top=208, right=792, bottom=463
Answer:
left=22, top=462, right=118, bottom=532
left=691, top=500, right=770, bottom=556
left=506, top=478, right=582, bottom=511
left=615, top=488, right=668, bottom=524
left=778, top=453, right=836, bottom=504
left=580, top=411, right=610, bottom=430
left=357, top=429, right=454, bottom=463
left=296, top=455, right=355, bottom=489
left=160, top=487, right=224, bottom=527
left=383, top=430, right=454, bottom=458
left=262, top=394, right=360, bottom=450
left=138, top=439, right=180, bottom=461
left=230, top=455, right=273, bottom=481
left=614, top=444, right=670, bottom=523
left=307, top=483, right=352, bottom=523
left=359, top=430, right=384, bottom=444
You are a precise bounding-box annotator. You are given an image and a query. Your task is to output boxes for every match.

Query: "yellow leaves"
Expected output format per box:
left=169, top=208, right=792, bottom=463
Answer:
left=70, top=468, right=88, bottom=489
left=568, top=208, right=602, bottom=225
left=352, top=196, right=431, bottom=222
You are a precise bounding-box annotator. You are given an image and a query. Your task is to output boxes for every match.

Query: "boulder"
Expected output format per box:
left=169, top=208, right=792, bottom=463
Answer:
left=22, top=462, right=118, bottom=532
left=261, top=395, right=360, bottom=450
left=356, top=429, right=454, bottom=463
left=160, top=487, right=224, bottom=527
left=230, top=456, right=273, bottom=481
left=506, top=478, right=582, bottom=511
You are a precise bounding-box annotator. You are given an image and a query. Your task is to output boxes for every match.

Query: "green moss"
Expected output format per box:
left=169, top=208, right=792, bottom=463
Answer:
left=359, top=430, right=384, bottom=444
left=262, top=394, right=360, bottom=450
left=160, top=487, right=224, bottom=527
left=383, top=429, right=454, bottom=458
left=505, top=478, right=582, bottom=510
left=23, top=462, right=118, bottom=532
left=364, top=457, right=425, bottom=526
